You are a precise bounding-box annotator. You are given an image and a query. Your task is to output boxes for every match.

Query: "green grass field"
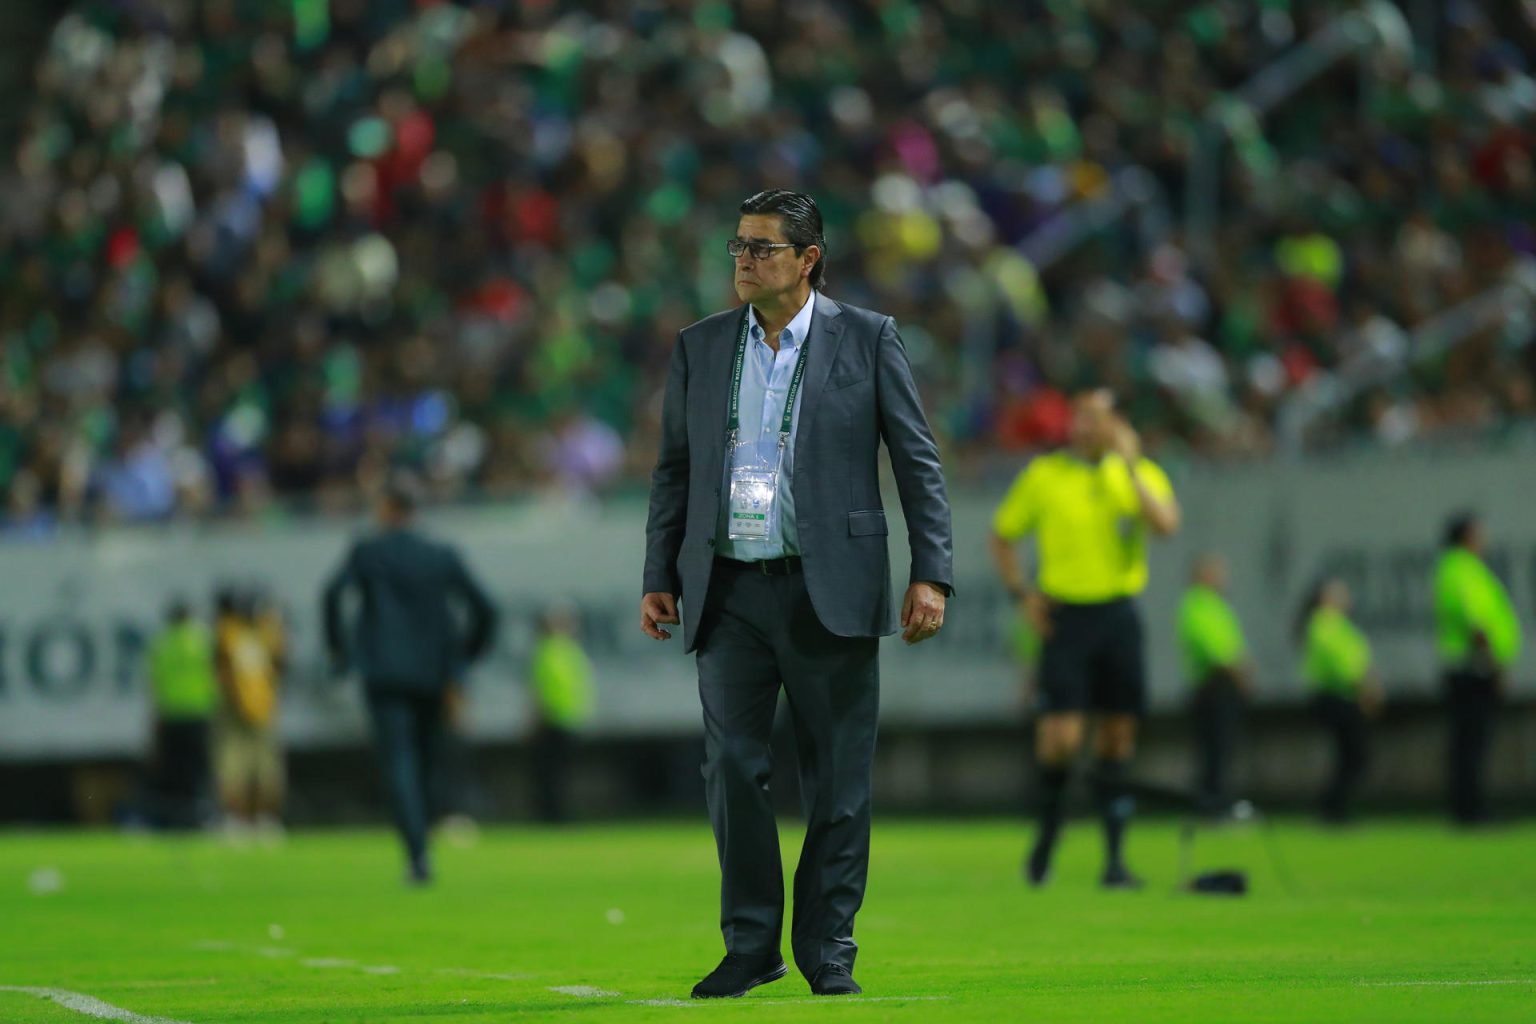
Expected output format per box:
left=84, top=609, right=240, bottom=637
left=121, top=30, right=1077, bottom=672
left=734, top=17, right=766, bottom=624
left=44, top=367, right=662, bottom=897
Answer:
left=1, top=819, right=1532, bottom=1022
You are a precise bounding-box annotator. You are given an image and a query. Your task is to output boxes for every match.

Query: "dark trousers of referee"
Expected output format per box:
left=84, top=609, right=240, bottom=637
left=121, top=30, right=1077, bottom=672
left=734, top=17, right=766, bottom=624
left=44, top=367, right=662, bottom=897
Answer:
left=1444, top=670, right=1499, bottom=824
left=1191, top=671, right=1244, bottom=814
left=697, top=556, right=879, bottom=980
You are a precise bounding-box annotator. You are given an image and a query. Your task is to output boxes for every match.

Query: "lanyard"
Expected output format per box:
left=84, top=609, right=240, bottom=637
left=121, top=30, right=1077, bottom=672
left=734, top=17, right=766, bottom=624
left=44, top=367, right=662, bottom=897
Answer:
left=726, top=307, right=812, bottom=448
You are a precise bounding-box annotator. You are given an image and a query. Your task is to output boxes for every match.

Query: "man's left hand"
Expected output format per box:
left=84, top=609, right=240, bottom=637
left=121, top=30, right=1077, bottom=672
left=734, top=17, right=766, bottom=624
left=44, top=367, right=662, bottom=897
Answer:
left=901, top=582, right=947, bottom=645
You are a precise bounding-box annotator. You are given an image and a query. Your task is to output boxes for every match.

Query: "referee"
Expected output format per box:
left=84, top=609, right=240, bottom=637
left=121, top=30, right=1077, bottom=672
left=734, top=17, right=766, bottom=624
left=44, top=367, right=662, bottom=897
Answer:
left=1434, top=513, right=1522, bottom=825
left=990, top=390, right=1180, bottom=888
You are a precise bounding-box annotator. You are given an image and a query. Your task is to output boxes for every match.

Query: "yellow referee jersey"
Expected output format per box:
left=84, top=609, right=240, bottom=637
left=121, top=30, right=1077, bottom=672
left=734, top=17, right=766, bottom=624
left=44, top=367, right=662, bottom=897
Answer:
left=993, top=451, right=1175, bottom=603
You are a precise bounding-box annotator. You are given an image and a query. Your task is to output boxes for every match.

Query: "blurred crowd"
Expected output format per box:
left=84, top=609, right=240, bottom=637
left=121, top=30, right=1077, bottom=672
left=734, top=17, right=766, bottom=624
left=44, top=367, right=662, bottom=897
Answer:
left=2, top=0, right=1535, bottom=533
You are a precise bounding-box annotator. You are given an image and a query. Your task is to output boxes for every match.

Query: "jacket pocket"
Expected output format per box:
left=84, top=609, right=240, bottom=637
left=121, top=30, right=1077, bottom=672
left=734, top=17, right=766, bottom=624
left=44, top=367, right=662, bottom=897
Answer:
left=847, top=509, right=888, bottom=536
left=825, top=370, right=867, bottom=390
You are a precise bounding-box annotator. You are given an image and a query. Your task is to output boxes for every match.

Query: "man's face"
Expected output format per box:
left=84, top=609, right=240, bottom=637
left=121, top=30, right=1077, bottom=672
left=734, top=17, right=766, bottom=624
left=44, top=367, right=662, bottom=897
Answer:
left=733, top=214, right=812, bottom=305
left=1069, top=392, right=1117, bottom=454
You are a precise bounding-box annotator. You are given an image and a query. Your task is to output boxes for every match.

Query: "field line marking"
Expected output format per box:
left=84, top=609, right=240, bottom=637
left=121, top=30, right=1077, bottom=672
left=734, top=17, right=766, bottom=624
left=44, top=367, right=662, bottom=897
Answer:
left=0, top=985, right=200, bottom=1024
left=752, top=996, right=952, bottom=1004
left=435, top=968, right=533, bottom=981
left=197, top=942, right=408, bottom=979
left=1356, top=979, right=1535, bottom=988
left=549, top=985, right=622, bottom=997
left=624, top=995, right=952, bottom=1007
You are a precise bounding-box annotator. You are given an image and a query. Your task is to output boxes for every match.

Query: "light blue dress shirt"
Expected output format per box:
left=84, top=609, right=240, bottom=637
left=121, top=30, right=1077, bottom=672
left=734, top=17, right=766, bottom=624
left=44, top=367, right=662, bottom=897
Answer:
left=717, top=291, right=817, bottom=560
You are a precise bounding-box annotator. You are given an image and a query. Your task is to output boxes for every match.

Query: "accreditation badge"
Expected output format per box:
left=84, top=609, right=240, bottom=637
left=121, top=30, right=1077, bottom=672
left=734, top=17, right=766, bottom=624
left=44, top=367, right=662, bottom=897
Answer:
left=727, top=465, right=779, bottom=540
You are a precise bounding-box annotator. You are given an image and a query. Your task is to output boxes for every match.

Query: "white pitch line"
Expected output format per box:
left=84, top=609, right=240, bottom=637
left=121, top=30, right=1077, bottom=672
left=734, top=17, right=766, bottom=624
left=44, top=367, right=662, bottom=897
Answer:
left=435, top=968, right=533, bottom=982
left=625, top=994, right=952, bottom=1007
left=549, top=985, right=622, bottom=998
left=299, top=958, right=356, bottom=969
left=360, top=966, right=400, bottom=976
left=752, top=996, right=953, bottom=1005
left=1357, top=979, right=1535, bottom=988
left=0, top=985, right=200, bottom=1024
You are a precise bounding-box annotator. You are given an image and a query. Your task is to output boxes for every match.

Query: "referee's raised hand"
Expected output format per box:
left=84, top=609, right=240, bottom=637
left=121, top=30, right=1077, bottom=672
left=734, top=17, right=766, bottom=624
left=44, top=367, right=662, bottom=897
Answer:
left=1110, top=417, right=1142, bottom=463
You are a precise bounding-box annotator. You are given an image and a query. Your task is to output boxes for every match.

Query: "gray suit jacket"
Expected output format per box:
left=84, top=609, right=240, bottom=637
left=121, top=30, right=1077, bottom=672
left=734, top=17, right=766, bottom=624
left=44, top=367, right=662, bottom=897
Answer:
left=643, top=292, right=953, bottom=652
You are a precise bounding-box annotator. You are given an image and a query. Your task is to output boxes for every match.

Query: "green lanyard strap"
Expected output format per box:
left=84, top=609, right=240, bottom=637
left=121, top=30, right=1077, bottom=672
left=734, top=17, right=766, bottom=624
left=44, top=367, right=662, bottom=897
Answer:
left=726, top=307, right=812, bottom=448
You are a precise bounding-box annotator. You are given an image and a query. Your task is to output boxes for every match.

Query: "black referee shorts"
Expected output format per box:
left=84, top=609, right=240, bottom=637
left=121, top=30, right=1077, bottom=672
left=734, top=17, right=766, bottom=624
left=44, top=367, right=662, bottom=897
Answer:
left=1036, top=597, right=1146, bottom=717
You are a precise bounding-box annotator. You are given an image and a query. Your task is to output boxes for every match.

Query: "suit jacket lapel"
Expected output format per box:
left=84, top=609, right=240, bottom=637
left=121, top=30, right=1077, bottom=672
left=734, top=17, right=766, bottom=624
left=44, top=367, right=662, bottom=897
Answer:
left=793, top=291, right=845, bottom=443
left=695, top=307, right=748, bottom=479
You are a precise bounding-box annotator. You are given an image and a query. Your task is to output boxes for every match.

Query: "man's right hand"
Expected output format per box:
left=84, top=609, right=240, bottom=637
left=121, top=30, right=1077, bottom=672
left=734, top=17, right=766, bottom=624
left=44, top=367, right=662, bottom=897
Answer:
left=1023, top=591, right=1053, bottom=639
left=641, top=592, right=680, bottom=640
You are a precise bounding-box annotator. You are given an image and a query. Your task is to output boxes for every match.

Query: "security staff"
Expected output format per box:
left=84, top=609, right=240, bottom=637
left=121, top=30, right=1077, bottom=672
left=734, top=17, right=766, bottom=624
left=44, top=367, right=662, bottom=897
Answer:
left=642, top=189, right=953, bottom=998
left=1298, top=579, right=1381, bottom=823
left=990, top=390, right=1180, bottom=889
left=1434, top=513, right=1521, bottom=825
left=323, top=475, right=498, bottom=883
left=527, top=603, right=595, bottom=823
left=1177, top=553, right=1252, bottom=815
left=146, top=598, right=217, bottom=829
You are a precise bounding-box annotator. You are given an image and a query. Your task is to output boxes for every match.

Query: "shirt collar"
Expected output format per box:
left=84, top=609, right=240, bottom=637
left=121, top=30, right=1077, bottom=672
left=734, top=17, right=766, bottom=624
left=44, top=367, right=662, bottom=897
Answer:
left=749, top=291, right=816, bottom=351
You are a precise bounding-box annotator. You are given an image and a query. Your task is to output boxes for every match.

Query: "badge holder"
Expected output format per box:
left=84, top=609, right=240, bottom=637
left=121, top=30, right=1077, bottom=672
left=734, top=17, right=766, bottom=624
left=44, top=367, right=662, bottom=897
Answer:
left=727, top=442, right=781, bottom=541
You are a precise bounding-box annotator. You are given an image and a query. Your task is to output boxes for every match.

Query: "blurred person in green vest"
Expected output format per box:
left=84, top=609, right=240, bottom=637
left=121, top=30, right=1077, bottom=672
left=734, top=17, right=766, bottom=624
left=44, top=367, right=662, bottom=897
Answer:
left=528, top=602, right=595, bottom=822
left=1435, top=513, right=1522, bottom=825
left=146, top=597, right=218, bottom=829
left=1297, top=578, right=1383, bottom=824
left=1177, top=553, right=1253, bottom=816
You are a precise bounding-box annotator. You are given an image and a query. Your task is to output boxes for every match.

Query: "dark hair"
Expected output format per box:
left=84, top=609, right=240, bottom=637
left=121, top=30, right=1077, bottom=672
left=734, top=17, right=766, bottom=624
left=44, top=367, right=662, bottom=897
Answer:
left=1442, top=511, right=1477, bottom=549
left=383, top=470, right=422, bottom=517
left=215, top=585, right=242, bottom=617
left=738, top=189, right=827, bottom=289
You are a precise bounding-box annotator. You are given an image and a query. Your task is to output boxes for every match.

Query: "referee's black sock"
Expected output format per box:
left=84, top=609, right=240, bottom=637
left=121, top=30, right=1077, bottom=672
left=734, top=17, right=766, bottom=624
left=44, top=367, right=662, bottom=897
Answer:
left=1029, top=764, right=1070, bottom=879
left=1093, top=758, right=1135, bottom=872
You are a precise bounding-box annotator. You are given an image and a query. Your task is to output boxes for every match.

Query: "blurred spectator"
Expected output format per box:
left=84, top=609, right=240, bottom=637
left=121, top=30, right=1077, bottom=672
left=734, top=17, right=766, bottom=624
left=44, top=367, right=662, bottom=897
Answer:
left=1, top=1, right=1534, bottom=529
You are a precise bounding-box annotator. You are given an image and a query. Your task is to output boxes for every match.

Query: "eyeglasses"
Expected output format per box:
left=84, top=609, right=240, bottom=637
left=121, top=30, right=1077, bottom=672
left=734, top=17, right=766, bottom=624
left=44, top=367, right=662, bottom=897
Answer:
left=726, top=239, right=799, bottom=260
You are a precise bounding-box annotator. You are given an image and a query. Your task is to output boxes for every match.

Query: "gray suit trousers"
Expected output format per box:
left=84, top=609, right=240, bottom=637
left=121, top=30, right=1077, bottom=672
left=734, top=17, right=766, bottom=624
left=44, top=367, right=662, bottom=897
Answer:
left=696, top=560, right=879, bottom=979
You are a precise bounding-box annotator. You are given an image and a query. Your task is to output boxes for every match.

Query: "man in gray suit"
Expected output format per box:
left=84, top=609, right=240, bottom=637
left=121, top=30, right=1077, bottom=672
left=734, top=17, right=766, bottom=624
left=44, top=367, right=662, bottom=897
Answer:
left=642, top=190, right=953, bottom=998
left=323, top=475, right=497, bottom=884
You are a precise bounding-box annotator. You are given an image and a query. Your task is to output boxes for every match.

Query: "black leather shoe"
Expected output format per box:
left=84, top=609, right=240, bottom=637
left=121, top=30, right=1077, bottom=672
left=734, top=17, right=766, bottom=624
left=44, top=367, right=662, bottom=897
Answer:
left=690, top=953, right=788, bottom=999
left=1100, top=863, right=1145, bottom=890
left=1024, top=840, right=1053, bottom=887
left=809, top=963, right=862, bottom=996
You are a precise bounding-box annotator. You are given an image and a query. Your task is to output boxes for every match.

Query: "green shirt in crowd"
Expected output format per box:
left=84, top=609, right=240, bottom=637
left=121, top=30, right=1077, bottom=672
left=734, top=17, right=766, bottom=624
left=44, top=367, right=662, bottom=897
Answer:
left=1302, top=607, right=1372, bottom=696
left=529, top=633, right=595, bottom=730
left=1434, top=549, right=1522, bottom=670
left=1177, top=584, right=1247, bottom=684
left=147, top=620, right=217, bottom=720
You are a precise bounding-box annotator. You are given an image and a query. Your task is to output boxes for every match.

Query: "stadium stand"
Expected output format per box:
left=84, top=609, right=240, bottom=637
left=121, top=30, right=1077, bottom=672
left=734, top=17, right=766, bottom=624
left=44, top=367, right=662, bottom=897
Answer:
left=1, top=0, right=1533, bottom=532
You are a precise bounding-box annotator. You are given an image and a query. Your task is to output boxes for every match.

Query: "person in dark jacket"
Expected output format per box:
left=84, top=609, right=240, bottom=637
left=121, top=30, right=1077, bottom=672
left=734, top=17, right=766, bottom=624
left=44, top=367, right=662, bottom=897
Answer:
left=323, top=474, right=498, bottom=883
